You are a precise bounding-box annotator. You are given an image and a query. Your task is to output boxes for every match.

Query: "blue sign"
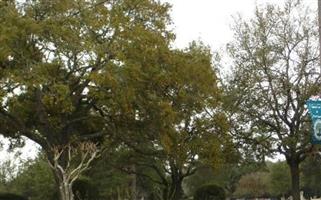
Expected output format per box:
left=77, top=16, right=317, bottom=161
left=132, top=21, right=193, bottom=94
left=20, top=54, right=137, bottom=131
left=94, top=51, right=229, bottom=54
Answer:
left=307, top=100, right=321, bottom=144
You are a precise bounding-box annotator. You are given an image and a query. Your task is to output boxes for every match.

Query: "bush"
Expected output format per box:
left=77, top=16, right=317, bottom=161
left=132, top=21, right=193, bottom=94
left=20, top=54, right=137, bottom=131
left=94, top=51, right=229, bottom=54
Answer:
left=194, top=184, right=225, bottom=200
left=73, top=177, right=99, bottom=200
left=0, top=193, right=27, bottom=200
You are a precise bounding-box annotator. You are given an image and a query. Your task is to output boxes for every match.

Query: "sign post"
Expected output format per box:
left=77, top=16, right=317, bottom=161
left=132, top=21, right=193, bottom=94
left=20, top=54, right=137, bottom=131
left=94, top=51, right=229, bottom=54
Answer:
left=307, top=99, right=321, bottom=144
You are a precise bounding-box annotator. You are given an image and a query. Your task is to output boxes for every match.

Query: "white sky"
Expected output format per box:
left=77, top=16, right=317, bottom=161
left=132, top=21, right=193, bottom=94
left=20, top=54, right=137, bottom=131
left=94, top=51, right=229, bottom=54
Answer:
left=1, top=0, right=318, bottom=162
left=166, top=0, right=316, bottom=50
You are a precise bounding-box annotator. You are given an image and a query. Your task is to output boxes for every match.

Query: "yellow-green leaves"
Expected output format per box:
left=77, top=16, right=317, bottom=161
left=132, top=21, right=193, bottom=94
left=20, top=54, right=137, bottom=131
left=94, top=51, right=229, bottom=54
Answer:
left=42, top=83, right=74, bottom=114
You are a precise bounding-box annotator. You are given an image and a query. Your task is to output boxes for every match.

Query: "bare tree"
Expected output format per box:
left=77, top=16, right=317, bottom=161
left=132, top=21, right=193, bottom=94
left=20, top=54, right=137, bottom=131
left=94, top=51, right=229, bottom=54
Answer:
left=48, top=142, right=100, bottom=200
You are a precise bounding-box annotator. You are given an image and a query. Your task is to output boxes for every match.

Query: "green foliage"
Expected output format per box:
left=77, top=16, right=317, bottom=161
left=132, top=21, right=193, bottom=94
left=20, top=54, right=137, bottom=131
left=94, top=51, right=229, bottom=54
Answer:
left=0, top=1, right=233, bottom=199
left=231, top=161, right=291, bottom=199
left=82, top=152, right=134, bottom=199
left=184, top=165, right=218, bottom=196
left=194, top=184, right=225, bottom=200
left=0, top=0, right=174, bottom=147
left=185, top=162, right=262, bottom=197
left=95, top=40, right=232, bottom=199
left=301, top=155, right=321, bottom=198
left=9, top=156, right=57, bottom=200
left=224, top=1, right=319, bottom=199
left=268, top=161, right=291, bottom=197
left=234, top=171, right=269, bottom=198
left=0, top=158, right=19, bottom=192
left=0, top=193, right=27, bottom=200
left=0, top=0, right=175, bottom=198
left=225, top=0, right=317, bottom=158
left=72, top=177, right=98, bottom=200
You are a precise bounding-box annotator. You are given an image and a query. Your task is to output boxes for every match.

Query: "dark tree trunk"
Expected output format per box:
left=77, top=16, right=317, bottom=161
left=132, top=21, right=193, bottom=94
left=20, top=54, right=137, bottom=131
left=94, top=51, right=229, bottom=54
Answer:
left=288, top=160, right=300, bottom=200
left=169, top=178, right=184, bottom=200
left=162, top=178, right=184, bottom=200
left=163, top=186, right=169, bottom=200
left=172, top=181, right=184, bottom=200
left=131, top=165, right=137, bottom=200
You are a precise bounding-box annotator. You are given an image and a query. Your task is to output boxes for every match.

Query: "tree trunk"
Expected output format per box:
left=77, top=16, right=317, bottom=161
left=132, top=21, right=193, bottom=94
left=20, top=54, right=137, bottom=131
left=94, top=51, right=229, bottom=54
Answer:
left=289, top=161, right=300, bottom=200
left=171, top=179, right=184, bottom=200
left=163, top=186, right=169, bottom=200
left=48, top=156, right=75, bottom=200
left=59, top=180, right=74, bottom=200
left=173, top=183, right=184, bottom=200
left=131, top=165, right=138, bottom=200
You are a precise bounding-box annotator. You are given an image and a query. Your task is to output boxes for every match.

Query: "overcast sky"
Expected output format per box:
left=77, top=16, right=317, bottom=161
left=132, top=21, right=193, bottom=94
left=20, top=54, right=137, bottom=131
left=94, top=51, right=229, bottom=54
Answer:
left=166, top=0, right=316, bottom=50
left=2, top=0, right=318, bottom=162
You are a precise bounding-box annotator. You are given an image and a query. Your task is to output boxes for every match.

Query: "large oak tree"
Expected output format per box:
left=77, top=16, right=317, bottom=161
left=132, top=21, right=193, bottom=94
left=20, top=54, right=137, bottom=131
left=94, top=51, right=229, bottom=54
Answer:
left=0, top=0, right=173, bottom=199
left=93, top=39, right=233, bottom=199
left=225, top=1, right=321, bottom=200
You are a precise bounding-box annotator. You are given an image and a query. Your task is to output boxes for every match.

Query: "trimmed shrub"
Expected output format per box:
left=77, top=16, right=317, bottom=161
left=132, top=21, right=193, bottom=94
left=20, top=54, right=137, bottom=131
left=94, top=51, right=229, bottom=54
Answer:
left=194, top=184, right=225, bottom=200
left=0, top=193, right=27, bottom=200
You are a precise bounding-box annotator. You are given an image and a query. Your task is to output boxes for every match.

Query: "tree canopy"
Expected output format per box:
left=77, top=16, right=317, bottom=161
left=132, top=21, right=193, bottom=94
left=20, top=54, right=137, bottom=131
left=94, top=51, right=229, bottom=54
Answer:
left=0, top=0, right=231, bottom=199
left=224, top=1, right=320, bottom=199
